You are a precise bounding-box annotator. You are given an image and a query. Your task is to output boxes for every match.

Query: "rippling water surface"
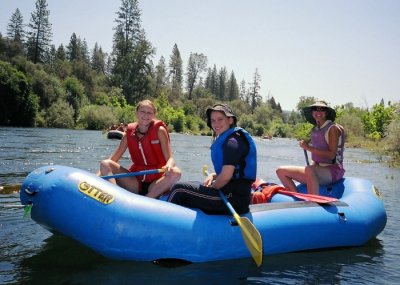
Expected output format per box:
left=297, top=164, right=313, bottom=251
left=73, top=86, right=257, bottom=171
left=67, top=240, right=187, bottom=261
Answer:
left=0, top=127, right=399, bottom=284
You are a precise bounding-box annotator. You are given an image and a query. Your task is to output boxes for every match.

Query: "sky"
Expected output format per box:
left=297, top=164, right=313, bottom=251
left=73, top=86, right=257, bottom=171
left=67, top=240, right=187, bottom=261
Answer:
left=1, top=0, right=399, bottom=111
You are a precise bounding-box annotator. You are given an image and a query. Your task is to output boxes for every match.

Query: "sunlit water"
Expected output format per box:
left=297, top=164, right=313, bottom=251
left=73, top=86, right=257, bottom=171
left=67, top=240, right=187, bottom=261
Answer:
left=0, top=127, right=399, bottom=284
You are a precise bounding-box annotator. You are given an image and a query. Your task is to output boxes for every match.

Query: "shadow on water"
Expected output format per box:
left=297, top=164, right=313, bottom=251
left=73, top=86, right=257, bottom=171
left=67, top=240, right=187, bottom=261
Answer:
left=14, top=234, right=385, bottom=285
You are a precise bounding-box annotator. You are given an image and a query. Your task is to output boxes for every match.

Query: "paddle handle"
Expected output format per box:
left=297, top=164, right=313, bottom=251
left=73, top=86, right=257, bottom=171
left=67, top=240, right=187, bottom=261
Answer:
left=102, top=168, right=164, bottom=180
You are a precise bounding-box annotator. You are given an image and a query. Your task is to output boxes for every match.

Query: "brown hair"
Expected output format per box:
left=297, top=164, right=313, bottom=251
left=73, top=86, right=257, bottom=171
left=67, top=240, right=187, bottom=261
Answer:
left=136, top=100, right=157, bottom=114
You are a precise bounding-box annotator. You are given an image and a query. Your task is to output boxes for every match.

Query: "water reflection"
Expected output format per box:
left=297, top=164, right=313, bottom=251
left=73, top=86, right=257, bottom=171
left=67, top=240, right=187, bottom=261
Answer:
left=12, top=233, right=385, bottom=285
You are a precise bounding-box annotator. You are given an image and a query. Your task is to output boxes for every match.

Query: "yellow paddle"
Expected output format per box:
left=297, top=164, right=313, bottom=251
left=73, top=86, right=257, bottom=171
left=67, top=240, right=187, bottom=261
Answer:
left=202, top=165, right=263, bottom=266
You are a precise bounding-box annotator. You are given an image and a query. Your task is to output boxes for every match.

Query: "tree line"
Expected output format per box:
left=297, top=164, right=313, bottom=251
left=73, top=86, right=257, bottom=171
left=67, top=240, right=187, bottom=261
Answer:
left=0, top=0, right=399, bottom=166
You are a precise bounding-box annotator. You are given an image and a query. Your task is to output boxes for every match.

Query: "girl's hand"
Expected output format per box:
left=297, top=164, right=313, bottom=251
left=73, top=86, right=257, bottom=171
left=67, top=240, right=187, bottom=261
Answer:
left=203, top=173, right=215, bottom=187
left=299, top=140, right=309, bottom=150
left=161, top=165, right=171, bottom=176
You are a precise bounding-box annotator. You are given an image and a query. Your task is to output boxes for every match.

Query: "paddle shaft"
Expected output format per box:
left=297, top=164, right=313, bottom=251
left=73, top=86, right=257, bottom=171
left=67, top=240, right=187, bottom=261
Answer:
left=102, top=168, right=164, bottom=180
left=304, top=149, right=310, bottom=166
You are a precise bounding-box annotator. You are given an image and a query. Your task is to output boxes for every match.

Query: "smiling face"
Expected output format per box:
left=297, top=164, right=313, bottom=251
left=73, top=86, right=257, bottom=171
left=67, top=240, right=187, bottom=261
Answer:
left=210, top=110, right=234, bottom=136
left=136, top=103, right=155, bottom=127
left=312, top=107, right=327, bottom=126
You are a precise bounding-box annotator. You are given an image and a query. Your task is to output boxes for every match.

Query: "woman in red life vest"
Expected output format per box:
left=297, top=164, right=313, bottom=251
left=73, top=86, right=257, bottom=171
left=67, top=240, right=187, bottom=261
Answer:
left=98, top=100, right=181, bottom=198
left=276, top=101, right=345, bottom=195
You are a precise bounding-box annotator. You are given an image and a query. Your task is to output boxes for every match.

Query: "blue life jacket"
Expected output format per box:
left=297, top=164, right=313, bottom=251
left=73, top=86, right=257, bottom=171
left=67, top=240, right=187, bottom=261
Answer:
left=211, top=127, right=257, bottom=180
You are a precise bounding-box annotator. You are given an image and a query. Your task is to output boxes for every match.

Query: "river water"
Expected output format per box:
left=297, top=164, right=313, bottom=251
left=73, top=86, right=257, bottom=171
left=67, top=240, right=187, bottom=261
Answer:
left=0, top=127, right=399, bottom=285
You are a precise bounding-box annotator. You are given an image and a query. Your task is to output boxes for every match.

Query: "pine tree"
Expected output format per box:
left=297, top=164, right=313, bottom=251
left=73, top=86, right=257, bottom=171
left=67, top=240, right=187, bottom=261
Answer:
left=56, top=44, right=66, bottom=61
left=226, top=71, right=239, bottom=101
left=111, top=0, right=154, bottom=104
left=26, top=0, right=52, bottom=63
left=66, top=33, right=89, bottom=63
left=91, top=43, right=105, bottom=74
left=239, top=79, right=247, bottom=102
left=155, top=56, right=168, bottom=94
left=7, top=8, right=25, bottom=43
left=169, top=43, right=183, bottom=97
left=67, top=33, right=80, bottom=61
left=186, top=53, right=207, bottom=100
left=217, top=67, right=227, bottom=100
left=248, top=68, right=262, bottom=111
left=210, top=65, right=218, bottom=96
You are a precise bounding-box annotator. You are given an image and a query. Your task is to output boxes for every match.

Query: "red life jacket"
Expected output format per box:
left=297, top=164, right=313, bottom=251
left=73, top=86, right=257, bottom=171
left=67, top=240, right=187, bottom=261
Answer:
left=126, top=120, right=169, bottom=182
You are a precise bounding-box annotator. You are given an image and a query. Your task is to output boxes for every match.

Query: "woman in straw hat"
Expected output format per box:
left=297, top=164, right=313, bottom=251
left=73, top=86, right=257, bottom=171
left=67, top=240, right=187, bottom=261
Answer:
left=276, top=101, right=345, bottom=195
left=168, top=103, right=257, bottom=214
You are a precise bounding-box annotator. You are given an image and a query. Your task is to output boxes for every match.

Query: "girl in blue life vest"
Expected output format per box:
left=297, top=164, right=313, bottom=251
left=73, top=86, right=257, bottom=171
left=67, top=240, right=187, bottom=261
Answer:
left=98, top=100, right=181, bottom=198
left=168, top=104, right=257, bottom=215
left=276, top=101, right=345, bottom=195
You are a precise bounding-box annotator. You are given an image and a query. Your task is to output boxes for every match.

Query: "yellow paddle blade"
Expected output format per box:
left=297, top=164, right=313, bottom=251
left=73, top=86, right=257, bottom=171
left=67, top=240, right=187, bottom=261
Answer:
left=0, top=184, right=21, bottom=194
left=202, top=165, right=208, bottom=176
left=234, top=214, right=263, bottom=267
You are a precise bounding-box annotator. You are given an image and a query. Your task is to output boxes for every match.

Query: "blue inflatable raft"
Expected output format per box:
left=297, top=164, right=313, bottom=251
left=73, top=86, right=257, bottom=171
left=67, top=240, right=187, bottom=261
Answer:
left=19, top=165, right=386, bottom=263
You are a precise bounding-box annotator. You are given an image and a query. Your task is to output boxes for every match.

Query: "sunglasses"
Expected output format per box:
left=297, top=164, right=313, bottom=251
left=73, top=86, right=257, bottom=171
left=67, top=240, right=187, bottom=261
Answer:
left=312, top=107, right=327, bottom=112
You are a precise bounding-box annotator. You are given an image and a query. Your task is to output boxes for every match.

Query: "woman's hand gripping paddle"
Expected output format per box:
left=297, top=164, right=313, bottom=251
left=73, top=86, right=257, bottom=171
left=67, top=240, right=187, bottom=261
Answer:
left=202, top=165, right=263, bottom=267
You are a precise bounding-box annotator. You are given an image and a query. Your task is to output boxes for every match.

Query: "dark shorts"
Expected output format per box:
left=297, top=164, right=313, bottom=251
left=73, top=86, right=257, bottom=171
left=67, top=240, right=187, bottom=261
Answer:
left=138, top=182, right=151, bottom=196
left=167, top=180, right=252, bottom=215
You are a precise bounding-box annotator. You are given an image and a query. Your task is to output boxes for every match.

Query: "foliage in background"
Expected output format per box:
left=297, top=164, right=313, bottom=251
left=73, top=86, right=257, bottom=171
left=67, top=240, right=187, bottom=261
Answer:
left=0, top=60, right=38, bottom=126
left=0, top=0, right=399, bottom=166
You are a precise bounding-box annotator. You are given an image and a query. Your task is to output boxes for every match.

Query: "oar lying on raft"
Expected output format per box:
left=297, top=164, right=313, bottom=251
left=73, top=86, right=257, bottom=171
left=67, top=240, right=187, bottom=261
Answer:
left=253, top=178, right=339, bottom=204
left=269, top=187, right=338, bottom=204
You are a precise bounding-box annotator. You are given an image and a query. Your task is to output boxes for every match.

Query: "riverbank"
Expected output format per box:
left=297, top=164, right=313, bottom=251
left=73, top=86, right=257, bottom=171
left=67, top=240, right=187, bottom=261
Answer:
left=346, top=137, right=399, bottom=168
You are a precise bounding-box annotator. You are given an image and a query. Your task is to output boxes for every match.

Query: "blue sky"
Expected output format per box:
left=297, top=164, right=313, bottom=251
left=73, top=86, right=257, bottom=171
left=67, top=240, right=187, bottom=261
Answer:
left=1, top=0, right=399, bottom=111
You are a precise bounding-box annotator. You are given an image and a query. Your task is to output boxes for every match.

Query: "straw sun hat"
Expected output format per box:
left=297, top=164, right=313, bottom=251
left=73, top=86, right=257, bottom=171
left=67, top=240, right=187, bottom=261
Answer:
left=303, top=101, right=336, bottom=125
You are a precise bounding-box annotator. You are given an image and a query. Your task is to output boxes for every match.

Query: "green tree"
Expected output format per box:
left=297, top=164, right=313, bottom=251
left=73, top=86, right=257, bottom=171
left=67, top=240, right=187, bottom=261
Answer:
left=335, top=103, right=365, bottom=141
left=64, top=76, right=85, bottom=122
left=186, top=52, right=207, bottom=100
left=362, top=103, right=396, bottom=139
left=7, top=8, right=25, bottom=43
left=91, top=42, right=105, bottom=74
left=31, top=68, right=65, bottom=109
left=217, top=66, right=227, bottom=100
left=45, top=98, right=75, bottom=128
left=296, top=96, right=318, bottom=121
left=169, top=43, right=183, bottom=97
left=0, top=60, right=38, bottom=126
left=66, top=33, right=90, bottom=64
left=239, top=79, right=247, bottom=102
left=383, top=104, right=400, bottom=154
left=111, top=0, right=154, bottom=104
left=226, top=71, right=239, bottom=101
left=66, top=33, right=80, bottom=61
left=205, top=65, right=218, bottom=97
left=248, top=68, right=262, bottom=111
left=154, top=56, right=168, bottom=95
left=78, top=105, right=118, bottom=130
left=26, top=0, right=52, bottom=64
